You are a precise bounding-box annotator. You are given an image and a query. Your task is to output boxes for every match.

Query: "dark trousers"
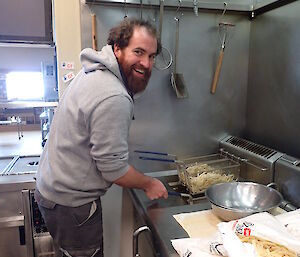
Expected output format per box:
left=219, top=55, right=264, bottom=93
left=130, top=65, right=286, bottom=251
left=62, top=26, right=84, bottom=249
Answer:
left=35, top=189, right=103, bottom=257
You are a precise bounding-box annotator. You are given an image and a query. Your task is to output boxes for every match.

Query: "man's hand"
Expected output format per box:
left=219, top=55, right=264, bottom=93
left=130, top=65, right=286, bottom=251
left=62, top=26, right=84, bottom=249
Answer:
left=114, top=166, right=168, bottom=200
left=144, top=177, right=168, bottom=200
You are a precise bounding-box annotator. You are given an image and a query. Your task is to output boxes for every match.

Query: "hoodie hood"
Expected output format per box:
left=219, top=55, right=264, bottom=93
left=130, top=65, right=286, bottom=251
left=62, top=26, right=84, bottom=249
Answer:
left=80, top=45, right=123, bottom=83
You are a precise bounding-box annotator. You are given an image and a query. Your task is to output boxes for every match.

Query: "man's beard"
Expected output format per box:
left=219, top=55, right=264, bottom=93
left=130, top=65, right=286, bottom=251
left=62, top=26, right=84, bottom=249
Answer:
left=119, top=58, right=151, bottom=95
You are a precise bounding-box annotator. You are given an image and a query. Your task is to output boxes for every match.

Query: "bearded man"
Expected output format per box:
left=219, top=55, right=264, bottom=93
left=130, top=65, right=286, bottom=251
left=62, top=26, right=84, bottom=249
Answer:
left=35, top=18, right=168, bottom=257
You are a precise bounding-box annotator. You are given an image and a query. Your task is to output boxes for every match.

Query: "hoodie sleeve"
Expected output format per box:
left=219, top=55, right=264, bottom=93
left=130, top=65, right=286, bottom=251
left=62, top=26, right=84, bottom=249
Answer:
left=88, top=94, right=133, bottom=182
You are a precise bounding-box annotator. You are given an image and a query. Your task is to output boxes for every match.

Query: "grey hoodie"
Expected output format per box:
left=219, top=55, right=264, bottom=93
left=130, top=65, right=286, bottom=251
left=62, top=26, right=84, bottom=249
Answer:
left=36, top=45, right=134, bottom=207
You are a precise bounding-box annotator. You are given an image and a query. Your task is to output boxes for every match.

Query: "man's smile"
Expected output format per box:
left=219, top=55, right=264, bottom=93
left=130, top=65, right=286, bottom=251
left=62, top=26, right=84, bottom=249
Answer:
left=133, top=67, right=146, bottom=75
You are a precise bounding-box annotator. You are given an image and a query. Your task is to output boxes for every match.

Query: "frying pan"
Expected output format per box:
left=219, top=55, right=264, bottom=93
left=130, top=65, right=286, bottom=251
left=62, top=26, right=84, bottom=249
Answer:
left=206, top=182, right=283, bottom=221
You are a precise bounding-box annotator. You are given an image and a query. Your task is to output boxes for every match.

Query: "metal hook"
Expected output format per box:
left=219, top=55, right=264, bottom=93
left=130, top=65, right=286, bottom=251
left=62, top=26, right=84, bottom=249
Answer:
left=175, top=0, right=182, bottom=20
left=218, top=2, right=228, bottom=46
left=140, top=0, right=143, bottom=20
left=148, top=0, right=156, bottom=22
left=193, top=0, right=199, bottom=16
left=220, top=2, right=228, bottom=20
left=124, top=0, right=128, bottom=19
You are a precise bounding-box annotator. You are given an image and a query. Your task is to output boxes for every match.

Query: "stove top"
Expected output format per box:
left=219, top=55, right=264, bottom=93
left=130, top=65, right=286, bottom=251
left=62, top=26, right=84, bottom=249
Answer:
left=0, top=155, right=40, bottom=176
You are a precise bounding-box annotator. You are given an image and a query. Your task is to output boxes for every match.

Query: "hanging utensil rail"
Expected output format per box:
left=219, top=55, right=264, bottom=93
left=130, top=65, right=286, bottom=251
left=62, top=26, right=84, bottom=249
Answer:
left=85, top=0, right=254, bottom=12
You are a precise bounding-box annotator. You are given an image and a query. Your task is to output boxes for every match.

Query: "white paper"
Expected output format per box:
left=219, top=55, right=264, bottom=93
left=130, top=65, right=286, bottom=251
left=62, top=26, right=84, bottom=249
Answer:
left=218, top=211, right=300, bottom=256
left=171, top=210, right=300, bottom=257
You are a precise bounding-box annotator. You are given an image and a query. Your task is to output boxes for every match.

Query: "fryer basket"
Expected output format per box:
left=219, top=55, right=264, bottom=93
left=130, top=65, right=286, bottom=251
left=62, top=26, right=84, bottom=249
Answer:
left=182, top=158, right=240, bottom=195
left=136, top=151, right=240, bottom=195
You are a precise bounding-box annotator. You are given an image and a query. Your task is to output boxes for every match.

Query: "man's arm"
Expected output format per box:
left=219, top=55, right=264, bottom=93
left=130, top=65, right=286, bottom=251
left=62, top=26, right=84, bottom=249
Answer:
left=114, top=165, right=168, bottom=200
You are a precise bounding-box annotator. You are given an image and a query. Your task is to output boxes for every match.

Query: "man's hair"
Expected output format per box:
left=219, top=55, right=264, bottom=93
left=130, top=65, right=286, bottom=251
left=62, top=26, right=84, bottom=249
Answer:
left=107, top=18, right=162, bottom=55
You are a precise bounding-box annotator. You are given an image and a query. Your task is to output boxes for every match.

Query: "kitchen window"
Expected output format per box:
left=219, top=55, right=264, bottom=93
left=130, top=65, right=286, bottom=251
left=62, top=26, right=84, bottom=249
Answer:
left=6, top=71, right=44, bottom=101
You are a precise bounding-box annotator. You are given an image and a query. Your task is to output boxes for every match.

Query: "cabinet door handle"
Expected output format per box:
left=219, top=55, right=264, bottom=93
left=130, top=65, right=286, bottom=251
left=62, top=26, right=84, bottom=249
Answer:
left=280, top=156, right=300, bottom=166
left=0, top=215, right=24, bottom=228
left=133, top=226, right=151, bottom=257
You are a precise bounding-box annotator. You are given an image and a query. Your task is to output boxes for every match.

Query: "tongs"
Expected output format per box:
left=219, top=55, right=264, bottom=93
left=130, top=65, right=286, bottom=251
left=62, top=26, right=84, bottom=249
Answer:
left=135, top=150, right=182, bottom=164
left=168, top=191, right=191, bottom=198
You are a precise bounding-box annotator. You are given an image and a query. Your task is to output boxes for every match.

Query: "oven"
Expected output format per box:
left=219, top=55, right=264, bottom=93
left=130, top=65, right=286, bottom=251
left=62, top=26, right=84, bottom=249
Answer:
left=0, top=177, right=34, bottom=257
left=0, top=155, right=54, bottom=257
left=23, top=189, right=55, bottom=257
left=0, top=181, right=54, bottom=257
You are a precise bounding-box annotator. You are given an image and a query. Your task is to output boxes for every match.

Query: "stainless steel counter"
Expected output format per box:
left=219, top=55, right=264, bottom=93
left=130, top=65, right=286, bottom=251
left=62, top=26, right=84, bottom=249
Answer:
left=129, top=170, right=211, bottom=257
left=0, top=173, right=35, bottom=190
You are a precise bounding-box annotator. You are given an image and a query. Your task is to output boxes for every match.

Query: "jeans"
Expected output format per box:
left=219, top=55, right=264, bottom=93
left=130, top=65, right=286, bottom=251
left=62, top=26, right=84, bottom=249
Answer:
left=35, top=189, right=103, bottom=257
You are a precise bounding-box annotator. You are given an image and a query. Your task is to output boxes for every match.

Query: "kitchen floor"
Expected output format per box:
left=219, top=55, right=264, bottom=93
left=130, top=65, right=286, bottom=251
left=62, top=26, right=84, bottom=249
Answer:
left=0, top=130, right=43, bottom=157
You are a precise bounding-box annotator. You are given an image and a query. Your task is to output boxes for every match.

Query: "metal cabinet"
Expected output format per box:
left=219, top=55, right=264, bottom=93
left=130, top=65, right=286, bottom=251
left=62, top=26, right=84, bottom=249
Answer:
left=0, top=174, right=54, bottom=257
left=274, top=155, right=300, bottom=209
left=133, top=215, right=156, bottom=257
left=0, top=178, right=35, bottom=257
left=121, top=189, right=157, bottom=257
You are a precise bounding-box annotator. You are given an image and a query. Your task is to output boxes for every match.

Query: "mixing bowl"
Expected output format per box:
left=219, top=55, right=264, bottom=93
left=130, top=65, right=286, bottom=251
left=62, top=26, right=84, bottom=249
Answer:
left=205, top=182, right=283, bottom=221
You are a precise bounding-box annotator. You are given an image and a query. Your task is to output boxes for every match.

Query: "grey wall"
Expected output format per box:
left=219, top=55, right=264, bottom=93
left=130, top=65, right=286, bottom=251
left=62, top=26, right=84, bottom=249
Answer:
left=246, top=1, right=300, bottom=158
left=0, top=45, right=55, bottom=72
left=0, top=0, right=45, bottom=37
left=81, top=3, right=250, bottom=172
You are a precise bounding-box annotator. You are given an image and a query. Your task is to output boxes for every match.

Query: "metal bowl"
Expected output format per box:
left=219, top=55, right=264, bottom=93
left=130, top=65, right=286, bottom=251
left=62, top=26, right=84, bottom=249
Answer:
left=205, top=182, right=283, bottom=221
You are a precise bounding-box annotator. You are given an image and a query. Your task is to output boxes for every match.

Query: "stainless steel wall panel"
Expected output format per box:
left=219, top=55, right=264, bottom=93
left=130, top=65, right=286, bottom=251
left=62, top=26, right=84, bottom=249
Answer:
left=246, top=0, right=300, bottom=159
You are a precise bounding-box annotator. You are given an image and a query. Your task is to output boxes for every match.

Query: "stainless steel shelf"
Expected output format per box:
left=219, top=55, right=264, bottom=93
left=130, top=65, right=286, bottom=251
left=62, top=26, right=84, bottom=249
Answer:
left=0, top=101, right=58, bottom=109
left=0, top=43, right=54, bottom=49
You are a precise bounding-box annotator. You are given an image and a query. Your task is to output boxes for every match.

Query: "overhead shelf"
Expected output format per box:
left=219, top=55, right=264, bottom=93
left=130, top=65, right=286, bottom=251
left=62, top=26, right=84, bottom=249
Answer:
left=85, top=0, right=253, bottom=11
left=0, top=101, right=58, bottom=109
left=85, top=0, right=299, bottom=16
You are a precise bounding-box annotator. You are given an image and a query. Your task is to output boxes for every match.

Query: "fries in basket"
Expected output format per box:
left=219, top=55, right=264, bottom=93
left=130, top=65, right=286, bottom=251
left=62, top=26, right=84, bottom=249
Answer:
left=183, top=162, right=238, bottom=195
